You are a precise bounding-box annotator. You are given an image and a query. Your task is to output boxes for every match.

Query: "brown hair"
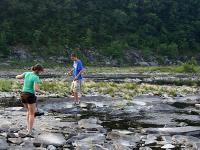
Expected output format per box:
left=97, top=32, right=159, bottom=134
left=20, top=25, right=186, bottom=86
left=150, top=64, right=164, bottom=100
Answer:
left=31, top=64, right=44, bottom=73
left=71, top=53, right=77, bottom=58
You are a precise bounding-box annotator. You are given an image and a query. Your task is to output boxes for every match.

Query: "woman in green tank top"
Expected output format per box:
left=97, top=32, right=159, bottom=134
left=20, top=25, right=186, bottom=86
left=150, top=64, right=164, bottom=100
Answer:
left=16, top=64, right=45, bottom=136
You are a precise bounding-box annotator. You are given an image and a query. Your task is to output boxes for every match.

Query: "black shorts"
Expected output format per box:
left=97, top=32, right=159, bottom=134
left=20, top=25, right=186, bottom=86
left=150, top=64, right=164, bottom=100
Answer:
left=20, top=92, right=36, bottom=104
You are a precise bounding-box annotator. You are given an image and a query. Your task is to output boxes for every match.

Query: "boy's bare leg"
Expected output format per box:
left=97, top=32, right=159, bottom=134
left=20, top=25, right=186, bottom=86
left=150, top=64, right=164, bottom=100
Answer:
left=74, top=92, right=79, bottom=103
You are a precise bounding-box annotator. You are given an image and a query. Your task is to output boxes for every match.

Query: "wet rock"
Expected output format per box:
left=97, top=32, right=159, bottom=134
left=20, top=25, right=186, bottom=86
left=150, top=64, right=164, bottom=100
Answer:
left=139, top=147, right=152, bottom=150
left=0, top=137, right=9, bottom=150
left=35, top=148, right=48, bottom=150
left=161, top=136, right=172, bottom=144
left=115, top=139, right=137, bottom=148
left=9, top=127, right=21, bottom=133
left=131, top=100, right=146, bottom=106
left=112, top=130, right=134, bottom=135
left=18, top=130, right=28, bottom=138
left=8, top=146, right=24, bottom=150
left=195, top=104, right=200, bottom=110
left=146, top=134, right=158, bottom=140
left=174, top=115, right=200, bottom=126
left=78, top=118, right=103, bottom=130
left=22, top=137, right=35, bottom=149
left=172, top=135, right=200, bottom=148
left=0, top=132, right=7, bottom=138
left=107, top=130, right=140, bottom=148
left=5, top=107, right=24, bottom=111
left=150, top=104, right=176, bottom=113
left=35, top=133, right=66, bottom=146
left=124, top=106, right=141, bottom=113
left=133, top=95, right=163, bottom=105
left=194, top=143, right=200, bottom=150
left=112, top=141, right=132, bottom=150
left=47, top=145, right=56, bottom=150
left=138, top=112, right=178, bottom=127
left=8, top=137, right=23, bottom=145
left=144, top=139, right=157, bottom=146
left=178, top=122, right=188, bottom=127
left=92, top=144, right=110, bottom=150
left=142, top=126, right=200, bottom=136
left=161, top=144, right=175, bottom=149
left=106, top=131, right=140, bottom=143
left=173, top=95, right=200, bottom=105
left=72, top=133, right=105, bottom=149
left=0, top=120, right=12, bottom=132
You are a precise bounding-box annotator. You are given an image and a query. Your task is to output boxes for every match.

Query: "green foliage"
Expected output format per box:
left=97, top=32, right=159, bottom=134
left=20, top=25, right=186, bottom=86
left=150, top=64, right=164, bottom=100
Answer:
left=0, top=0, right=199, bottom=58
left=158, top=43, right=178, bottom=58
left=180, top=58, right=198, bottom=73
left=40, top=80, right=70, bottom=94
left=0, top=32, right=9, bottom=56
left=104, top=41, right=128, bottom=59
left=0, top=80, right=12, bottom=92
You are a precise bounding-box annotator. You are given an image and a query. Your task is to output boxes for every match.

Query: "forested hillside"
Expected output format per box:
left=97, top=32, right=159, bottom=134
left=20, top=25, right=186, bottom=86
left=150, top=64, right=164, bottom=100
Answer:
left=0, top=0, right=200, bottom=62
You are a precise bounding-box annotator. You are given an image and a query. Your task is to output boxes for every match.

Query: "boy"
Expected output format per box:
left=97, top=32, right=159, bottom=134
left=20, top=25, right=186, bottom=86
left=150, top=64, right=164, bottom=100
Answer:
left=68, top=53, right=84, bottom=104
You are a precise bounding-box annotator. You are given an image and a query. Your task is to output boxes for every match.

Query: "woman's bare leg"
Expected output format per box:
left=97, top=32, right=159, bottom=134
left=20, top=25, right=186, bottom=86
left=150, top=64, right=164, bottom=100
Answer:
left=27, top=103, right=36, bottom=131
left=23, top=104, right=29, bottom=130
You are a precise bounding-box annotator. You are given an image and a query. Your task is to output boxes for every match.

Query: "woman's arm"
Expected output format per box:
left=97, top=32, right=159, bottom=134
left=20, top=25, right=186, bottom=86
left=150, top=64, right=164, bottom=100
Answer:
left=34, top=83, right=46, bottom=94
left=16, top=74, right=24, bottom=79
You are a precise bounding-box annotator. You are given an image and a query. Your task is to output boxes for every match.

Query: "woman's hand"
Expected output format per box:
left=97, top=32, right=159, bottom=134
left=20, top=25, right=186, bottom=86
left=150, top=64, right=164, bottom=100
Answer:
left=16, top=74, right=24, bottom=79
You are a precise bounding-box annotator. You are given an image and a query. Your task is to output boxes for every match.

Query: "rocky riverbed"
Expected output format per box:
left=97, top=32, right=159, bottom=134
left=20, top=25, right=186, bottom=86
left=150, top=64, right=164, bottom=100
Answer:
left=0, top=93, right=199, bottom=150
left=0, top=70, right=200, bottom=149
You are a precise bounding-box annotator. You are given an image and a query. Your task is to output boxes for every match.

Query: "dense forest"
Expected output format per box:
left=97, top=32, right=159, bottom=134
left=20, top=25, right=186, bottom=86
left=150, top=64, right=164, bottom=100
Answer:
left=0, top=0, right=200, bottom=62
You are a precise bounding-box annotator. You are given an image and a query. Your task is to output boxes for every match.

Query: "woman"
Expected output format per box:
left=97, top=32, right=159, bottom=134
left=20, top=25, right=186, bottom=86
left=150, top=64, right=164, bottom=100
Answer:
left=16, top=64, right=45, bottom=135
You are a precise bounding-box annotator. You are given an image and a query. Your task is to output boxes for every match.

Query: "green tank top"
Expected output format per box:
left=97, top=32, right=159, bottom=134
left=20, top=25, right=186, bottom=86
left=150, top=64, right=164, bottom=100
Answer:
left=22, top=72, right=40, bottom=94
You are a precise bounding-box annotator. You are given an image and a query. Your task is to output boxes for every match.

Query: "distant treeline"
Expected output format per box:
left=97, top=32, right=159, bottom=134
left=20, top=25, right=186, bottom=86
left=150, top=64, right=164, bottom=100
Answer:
left=0, top=0, right=200, bottom=59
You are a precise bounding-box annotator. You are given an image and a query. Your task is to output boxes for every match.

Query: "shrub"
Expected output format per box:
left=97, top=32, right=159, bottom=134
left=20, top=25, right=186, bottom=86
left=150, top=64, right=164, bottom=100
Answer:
left=0, top=80, right=12, bottom=92
left=104, top=41, right=128, bottom=59
left=181, top=57, right=198, bottom=73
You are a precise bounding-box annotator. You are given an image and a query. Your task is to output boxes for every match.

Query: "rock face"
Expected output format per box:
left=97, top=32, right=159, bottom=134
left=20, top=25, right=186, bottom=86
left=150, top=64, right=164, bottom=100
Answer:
left=10, top=46, right=31, bottom=59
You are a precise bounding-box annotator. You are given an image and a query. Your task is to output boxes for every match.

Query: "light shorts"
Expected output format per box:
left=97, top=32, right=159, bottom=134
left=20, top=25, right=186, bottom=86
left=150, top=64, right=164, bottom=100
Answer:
left=70, top=80, right=82, bottom=93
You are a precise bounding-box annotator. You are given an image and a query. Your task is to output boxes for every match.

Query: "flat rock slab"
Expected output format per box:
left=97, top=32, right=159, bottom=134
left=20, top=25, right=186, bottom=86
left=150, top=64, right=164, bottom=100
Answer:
left=78, top=118, right=103, bottom=130
left=142, top=126, right=200, bottom=136
left=139, top=147, right=152, bottom=150
left=0, top=138, right=8, bottom=150
left=8, top=137, right=23, bottom=145
left=133, top=95, right=162, bottom=105
left=35, top=133, right=66, bottom=146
